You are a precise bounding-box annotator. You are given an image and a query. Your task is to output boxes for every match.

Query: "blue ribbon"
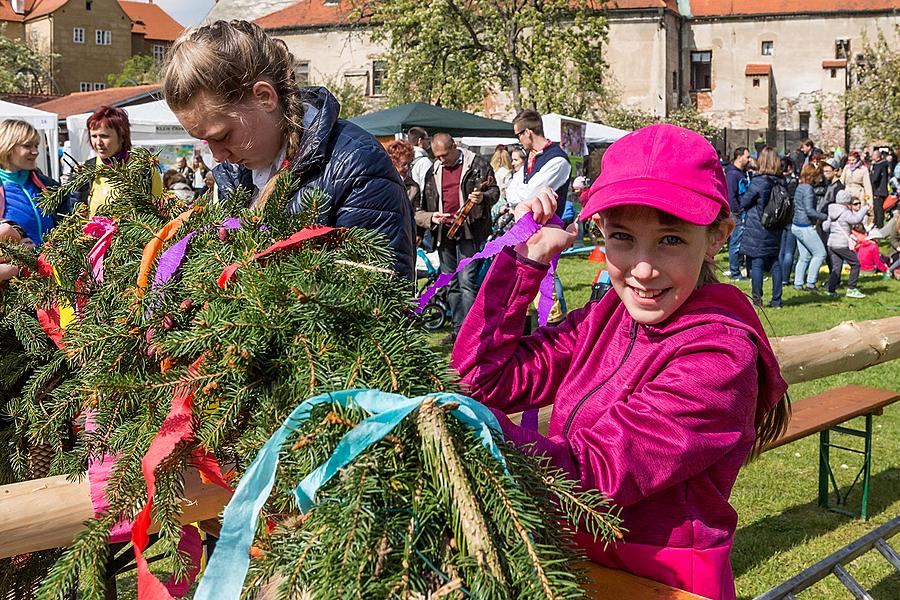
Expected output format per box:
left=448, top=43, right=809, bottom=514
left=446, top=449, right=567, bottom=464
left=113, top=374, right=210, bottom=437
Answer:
left=195, top=389, right=508, bottom=600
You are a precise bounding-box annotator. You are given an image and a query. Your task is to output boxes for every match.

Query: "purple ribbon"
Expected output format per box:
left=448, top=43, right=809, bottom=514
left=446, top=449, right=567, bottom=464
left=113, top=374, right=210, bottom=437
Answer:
left=417, top=213, right=564, bottom=327
left=146, top=218, right=243, bottom=318
left=417, top=213, right=564, bottom=433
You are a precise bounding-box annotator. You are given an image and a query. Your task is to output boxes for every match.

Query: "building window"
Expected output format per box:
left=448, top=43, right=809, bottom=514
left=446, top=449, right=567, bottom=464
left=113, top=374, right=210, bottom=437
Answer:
left=761, top=41, right=774, bottom=56
left=371, top=60, right=386, bottom=96
left=836, top=39, right=850, bottom=60
left=73, top=27, right=85, bottom=43
left=86, top=0, right=93, bottom=9
left=672, top=70, right=677, bottom=92
left=690, top=51, right=712, bottom=91
left=152, top=44, right=166, bottom=61
left=752, top=78, right=760, bottom=88
left=799, top=111, right=810, bottom=135
left=93, top=82, right=106, bottom=91
left=80, top=82, right=91, bottom=92
left=95, top=29, right=111, bottom=45
left=831, top=68, right=838, bottom=78
left=294, top=60, right=310, bottom=86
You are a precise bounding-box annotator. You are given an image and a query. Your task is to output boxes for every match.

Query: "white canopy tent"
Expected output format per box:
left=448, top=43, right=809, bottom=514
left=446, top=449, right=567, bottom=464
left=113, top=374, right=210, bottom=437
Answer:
left=458, top=114, right=627, bottom=154
left=542, top=113, right=628, bottom=149
left=0, top=100, right=60, bottom=180
left=66, top=99, right=203, bottom=163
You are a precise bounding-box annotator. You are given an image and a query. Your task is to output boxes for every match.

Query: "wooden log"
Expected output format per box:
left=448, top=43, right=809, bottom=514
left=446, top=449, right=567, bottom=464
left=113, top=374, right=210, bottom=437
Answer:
left=515, top=316, right=900, bottom=434
left=0, top=468, right=231, bottom=559
left=771, top=316, right=900, bottom=385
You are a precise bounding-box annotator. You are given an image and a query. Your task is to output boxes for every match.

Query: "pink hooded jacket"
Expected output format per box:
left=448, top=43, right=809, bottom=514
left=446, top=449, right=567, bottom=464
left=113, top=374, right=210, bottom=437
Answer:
left=452, top=249, right=787, bottom=599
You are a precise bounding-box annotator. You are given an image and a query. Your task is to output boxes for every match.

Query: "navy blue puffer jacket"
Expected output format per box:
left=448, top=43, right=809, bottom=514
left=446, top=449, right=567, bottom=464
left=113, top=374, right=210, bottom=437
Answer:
left=739, top=174, right=783, bottom=258
left=213, top=87, right=415, bottom=280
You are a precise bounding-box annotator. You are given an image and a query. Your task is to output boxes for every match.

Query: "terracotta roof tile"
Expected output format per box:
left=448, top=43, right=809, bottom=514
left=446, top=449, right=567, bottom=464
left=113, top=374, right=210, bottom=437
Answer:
left=606, top=0, right=680, bottom=10
left=255, top=0, right=357, bottom=29
left=691, top=0, right=900, bottom=17
left=822, top=59, right=848, bottom=69
left=34, top=84, right=159, bottom=118
left=118, top=1, right=184, bottom=42
left=745, top=63, right=772, bottom=76
left=19, top=0, right=68, bottom=20
left=255, top=0, right=683, bottom=29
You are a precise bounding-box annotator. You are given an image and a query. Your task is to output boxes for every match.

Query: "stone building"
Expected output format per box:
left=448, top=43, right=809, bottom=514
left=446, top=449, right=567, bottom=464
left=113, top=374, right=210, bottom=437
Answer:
left=228, top=0, right=900, bottom=150
left=0, top=0, right=184, bottom=94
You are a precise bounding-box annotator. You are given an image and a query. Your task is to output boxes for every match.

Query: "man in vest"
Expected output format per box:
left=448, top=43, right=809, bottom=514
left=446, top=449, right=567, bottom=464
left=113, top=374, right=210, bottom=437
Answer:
left=510, top=109, right=573, bottom=324
left=416, top=133, right=499, bottom=344
left=510, top=109, right=572, bottom=214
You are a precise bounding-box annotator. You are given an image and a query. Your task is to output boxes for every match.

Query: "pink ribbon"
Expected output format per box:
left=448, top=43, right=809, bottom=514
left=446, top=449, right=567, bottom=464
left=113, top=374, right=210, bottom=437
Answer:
left=83, top=216, right=117, bottom=283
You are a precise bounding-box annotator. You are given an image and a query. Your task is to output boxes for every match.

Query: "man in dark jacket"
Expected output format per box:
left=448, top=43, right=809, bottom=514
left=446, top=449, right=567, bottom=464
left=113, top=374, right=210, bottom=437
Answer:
left=212, top=86, right=415, bottom=281
left=870, top=149, right=890, bottom=229
left=415, top=133, right=499, bottom=343
left=724, top=147, right=750, bottom=279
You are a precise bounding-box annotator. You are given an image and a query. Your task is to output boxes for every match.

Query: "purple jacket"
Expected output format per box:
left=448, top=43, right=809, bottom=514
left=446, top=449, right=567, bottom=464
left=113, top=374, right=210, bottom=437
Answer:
left=452, top=249, right=787, bottom=599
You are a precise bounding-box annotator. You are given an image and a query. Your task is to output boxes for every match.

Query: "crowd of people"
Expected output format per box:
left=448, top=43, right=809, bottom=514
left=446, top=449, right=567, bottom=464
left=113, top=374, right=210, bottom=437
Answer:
left=382, top=108, right=576, bottom=344
left=724, top=139, right=899, bottom=307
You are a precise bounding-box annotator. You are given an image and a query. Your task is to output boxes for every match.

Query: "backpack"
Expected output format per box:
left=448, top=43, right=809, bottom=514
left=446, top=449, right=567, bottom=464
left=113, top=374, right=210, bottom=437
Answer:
left=761, top=177, right=794, bottom=230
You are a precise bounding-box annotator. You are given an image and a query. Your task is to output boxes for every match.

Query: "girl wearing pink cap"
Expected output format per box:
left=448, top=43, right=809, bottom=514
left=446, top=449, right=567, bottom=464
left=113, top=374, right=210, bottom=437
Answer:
left=452, top=124, right=789, bottom=599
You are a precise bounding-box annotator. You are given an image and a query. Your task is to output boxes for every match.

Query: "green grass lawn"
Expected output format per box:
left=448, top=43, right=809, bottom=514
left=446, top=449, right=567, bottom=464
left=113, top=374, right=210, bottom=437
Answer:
left=424, top=249, right=899, bottom=599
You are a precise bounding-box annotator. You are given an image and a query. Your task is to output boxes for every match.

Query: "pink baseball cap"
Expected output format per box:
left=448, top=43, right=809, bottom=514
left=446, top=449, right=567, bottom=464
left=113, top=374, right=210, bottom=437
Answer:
left=580, top=124, right=729, bottom=225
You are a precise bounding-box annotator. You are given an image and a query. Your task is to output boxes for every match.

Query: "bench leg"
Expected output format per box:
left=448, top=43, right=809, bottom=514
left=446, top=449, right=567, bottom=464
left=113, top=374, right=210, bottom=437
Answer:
left=819, top=429, right=830, bottom=509
left=861, top=414, right=873, bottom=521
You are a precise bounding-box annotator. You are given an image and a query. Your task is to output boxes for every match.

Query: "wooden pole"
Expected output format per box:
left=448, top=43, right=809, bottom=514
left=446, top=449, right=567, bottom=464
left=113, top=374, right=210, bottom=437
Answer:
left=0, top=468, right=231, bottom=559
left=771, top=316, right=900, bottom=385
left=1, top=316, right=899, bottom=560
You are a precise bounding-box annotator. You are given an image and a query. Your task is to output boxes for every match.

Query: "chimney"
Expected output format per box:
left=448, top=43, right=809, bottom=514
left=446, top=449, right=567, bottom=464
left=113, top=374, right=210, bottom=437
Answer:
left=11, top=0, right=25, bottom=16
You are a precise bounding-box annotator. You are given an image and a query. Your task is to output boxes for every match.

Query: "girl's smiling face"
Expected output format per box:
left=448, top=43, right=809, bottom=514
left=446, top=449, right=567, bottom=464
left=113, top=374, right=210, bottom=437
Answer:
left=600, top=205, right=730, bottom=325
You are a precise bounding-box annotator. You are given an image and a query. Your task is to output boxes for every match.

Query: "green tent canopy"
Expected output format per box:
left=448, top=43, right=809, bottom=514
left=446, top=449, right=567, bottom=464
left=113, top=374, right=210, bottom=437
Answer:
left=349, top=103, right=513, bottom=138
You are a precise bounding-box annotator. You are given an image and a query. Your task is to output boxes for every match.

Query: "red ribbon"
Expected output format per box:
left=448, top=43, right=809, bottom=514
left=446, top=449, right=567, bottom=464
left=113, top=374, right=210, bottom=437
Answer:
left=216, top=225, right=338, bottom=288
left=132, top=357, right=233, bottom=599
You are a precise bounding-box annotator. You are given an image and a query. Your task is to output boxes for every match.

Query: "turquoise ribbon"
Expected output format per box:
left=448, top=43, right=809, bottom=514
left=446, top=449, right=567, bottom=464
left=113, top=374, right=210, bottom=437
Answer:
left=195, top=389, right=508, bottom=600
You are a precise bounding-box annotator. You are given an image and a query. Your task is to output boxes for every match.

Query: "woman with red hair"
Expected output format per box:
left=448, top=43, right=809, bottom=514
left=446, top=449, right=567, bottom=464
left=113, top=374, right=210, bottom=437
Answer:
left=73, top=105, right=162, bottom=215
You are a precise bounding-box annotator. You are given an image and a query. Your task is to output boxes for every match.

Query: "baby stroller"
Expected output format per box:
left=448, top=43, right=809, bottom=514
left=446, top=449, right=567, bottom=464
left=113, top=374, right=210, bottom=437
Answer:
left=416, top=248, right=451, bottom=330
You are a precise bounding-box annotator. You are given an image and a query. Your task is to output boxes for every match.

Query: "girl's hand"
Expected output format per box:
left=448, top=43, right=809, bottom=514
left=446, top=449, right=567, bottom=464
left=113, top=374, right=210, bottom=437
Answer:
left=514, top=187, right=558, bottom=225
left=514, top=187, right=578, bottom=264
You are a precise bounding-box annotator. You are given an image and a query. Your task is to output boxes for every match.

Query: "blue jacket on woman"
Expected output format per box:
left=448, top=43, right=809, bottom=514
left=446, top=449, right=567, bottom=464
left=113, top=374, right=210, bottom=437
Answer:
left=739, top=174, right=783, bottom=258
left=213, top=86, right=415, bottom=280
left=0, top=168, right=61, bottom=245
left=792, top=182, right=827, bottom=226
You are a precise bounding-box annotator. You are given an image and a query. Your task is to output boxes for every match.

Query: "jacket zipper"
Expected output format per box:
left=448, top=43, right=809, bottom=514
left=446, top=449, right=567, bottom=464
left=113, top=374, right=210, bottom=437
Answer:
left=562, top=319, right=639, bottom=437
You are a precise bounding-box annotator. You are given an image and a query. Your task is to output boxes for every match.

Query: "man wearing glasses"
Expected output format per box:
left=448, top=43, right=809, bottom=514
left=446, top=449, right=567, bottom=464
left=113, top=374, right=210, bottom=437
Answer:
left=508, top=109, right=572, bottom=211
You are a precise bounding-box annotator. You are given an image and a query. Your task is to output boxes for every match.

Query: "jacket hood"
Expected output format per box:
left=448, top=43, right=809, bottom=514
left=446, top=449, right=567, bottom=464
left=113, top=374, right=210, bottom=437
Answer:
left=828, top=203, right=847, bottom=219
left=288, top=86, right=342, bottom=181
left=641, top=283, right=787, bottom=424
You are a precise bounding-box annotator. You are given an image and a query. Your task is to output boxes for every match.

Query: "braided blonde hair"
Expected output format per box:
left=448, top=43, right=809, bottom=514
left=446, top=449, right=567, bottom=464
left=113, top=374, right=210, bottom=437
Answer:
left=161, top=20, right=304, bottom=205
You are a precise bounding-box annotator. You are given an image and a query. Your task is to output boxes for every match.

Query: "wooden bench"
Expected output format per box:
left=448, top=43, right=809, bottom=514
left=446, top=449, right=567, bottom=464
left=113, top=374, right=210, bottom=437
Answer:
left=762, top=384, right=900, bottom=520
left=579, top=562, right=710, bottom=599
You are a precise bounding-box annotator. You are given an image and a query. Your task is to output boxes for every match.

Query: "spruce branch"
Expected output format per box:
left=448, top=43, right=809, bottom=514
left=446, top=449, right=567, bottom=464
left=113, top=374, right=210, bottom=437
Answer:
left=415, top=398, right=507, bottom=586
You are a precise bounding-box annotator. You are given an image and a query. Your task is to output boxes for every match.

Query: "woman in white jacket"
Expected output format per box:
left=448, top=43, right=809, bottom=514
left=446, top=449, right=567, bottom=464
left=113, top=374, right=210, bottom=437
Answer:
left=824, top=189, right=869, bottom=298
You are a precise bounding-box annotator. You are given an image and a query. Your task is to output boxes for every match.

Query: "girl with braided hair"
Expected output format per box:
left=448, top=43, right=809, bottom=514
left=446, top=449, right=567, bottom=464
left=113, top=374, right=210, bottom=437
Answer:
left=162, top=20, right=415, bottom=279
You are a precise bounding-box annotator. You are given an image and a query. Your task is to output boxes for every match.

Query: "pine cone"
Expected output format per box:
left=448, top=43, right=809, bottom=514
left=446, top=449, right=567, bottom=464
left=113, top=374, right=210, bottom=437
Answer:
left=27, top=442, right=55, bottom=479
